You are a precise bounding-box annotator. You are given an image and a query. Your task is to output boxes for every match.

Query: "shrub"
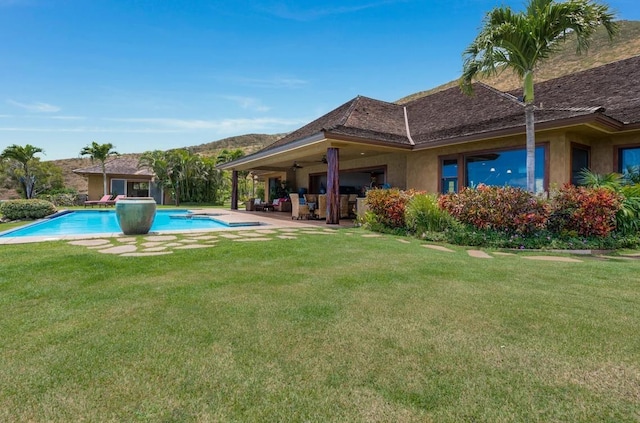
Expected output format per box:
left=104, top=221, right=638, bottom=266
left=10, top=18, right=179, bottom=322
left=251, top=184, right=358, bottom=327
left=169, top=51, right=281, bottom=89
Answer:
left=438, top=185, right=549, bottom=235
left=405, top=193, right=456, bottom=235
left=36, top=193, right=80, bottom=207
left=617, top=184, right=640, bottom=235
left=548, top=184, right=621, bottom=237
left=365, top=188, right=422, bottom=229
left=0, top=199, right=57, bottom=220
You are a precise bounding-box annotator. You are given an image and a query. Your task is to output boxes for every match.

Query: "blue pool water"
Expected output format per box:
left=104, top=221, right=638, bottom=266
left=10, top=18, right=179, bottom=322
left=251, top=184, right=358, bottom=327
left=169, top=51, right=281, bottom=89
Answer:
left=0, top=210, right=229, bottom=238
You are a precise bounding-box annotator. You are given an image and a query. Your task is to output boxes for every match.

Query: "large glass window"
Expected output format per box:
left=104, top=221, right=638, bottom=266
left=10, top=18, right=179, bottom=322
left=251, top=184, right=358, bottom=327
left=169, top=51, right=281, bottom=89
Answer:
left=465, top=146, right=546, bottom=192
left=441, top=159, right=458, bottom=194
left=571, top=146, right=590, bottom=185
left=619, top=146, right=640, bottom=175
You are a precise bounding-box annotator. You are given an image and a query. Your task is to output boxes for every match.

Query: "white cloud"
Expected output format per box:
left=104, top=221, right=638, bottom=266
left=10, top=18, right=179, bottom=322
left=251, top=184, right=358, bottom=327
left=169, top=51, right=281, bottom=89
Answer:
left=221, top=95, right=271, bottom=112
left=103, top=116, right=304, bottom=132
left=7, top=99, right=61, bottom=113
left=261, top=1, right=405, bottom=21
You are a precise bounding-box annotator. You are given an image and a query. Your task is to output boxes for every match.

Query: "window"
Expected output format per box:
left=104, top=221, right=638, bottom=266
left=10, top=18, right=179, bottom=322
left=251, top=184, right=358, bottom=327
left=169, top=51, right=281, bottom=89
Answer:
left=440, top=145, right=547, bottom=194
left=441, top=159, right=458, bottom=194
left=466, top=146, right=546, bottom=192
left=619, top=146, right=640, bottom=175
left=571, top=145, right=590, bottom=185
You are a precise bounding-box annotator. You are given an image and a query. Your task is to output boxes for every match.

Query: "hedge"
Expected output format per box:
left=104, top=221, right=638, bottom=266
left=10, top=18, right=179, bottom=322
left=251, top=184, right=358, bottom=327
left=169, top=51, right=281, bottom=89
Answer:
left=0, top=199, right=57, bottom=220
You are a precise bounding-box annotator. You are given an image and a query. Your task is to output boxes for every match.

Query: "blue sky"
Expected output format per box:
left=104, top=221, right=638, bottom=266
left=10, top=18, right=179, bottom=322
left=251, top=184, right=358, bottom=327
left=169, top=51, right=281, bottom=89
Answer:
left=1, top=0, right=638, bottom=160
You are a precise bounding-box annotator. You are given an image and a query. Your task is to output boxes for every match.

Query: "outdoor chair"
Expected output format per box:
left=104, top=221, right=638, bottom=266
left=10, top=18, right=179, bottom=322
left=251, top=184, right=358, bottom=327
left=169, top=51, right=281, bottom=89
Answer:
left=102, top=195, right=127, bottom=206
left=316, top=194, right=327, bottom=219
left=290, top=193, right=310, bottom=220
left=84, top=194, right=113, bottom=207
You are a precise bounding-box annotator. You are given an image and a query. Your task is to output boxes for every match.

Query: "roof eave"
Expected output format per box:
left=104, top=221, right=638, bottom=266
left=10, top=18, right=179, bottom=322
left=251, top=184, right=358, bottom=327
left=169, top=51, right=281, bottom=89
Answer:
left=217, top=132, right=327, bottom=170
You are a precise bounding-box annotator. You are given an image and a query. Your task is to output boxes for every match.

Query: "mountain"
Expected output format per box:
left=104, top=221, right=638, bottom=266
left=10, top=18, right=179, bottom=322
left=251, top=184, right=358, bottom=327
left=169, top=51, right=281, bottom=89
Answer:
left=397, top=20, right=640, bottom=104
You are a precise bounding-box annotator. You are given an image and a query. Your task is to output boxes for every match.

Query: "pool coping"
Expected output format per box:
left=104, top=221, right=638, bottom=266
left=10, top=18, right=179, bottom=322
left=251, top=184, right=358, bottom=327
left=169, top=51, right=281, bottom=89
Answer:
left=0, top=209, right=318, bottom=244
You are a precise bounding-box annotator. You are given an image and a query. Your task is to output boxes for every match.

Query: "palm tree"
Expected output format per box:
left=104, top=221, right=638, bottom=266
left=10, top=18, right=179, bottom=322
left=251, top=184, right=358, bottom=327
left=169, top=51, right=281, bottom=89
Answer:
left=1, top=144, right=45, bottom=198
left=80, top=142, right=119, bottom=196
left=460, top=0, right=617, bottom=193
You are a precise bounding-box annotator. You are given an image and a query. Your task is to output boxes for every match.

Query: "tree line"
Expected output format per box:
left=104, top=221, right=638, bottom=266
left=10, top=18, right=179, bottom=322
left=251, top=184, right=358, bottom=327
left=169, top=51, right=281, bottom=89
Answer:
left=1, top=142, right=251, bottom=205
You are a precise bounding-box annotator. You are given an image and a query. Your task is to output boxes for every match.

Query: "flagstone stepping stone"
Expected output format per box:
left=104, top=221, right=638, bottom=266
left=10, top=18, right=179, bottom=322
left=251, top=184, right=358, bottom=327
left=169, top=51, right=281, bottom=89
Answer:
left=98, top=245, right=138, bottom=254
left=144, top=246, right=168, bottom=252
left=233, top=237, right=272, bottom=242
left=344, top=233, right=354, bottom=236
left=142, top=241, right=165, bottom=247
left=179, top=238, right=200, bottom=243
left=116, top=237, right=137, bottom=243
left=397, top=239, right=411, bottom=244
left=219, top=234, right=242, bottom=239
left=206, top=240, right=219, bottom=244
left=522, top=256, right=582, bottom=263
left=188, top=235, right=218, bottom=240
left=278, top=228, right=298, bottom=232
left=304, top=231, right=337, bottom=235
left=493, top=252, right=516, bottom=256
left=277, top=235, right=297, bottom=239
left=254, top=229, right=277, bottom=234
left=88, top=244, right=114, bottom=249
left=242, top=232, right=267, bottom=237
left=422, top=244, right=454, bottom=253
left=467, top=250, right=493, bottom=259
left=69, top=239, right=111, bottom=247
left=174, top=244, right=216, bottom=249
left=362, top=234, right=382, bottom=238
left=144, top=235, right=177, bottom=242
left=164, top=242, right=184, bottom=247
left=121, top=252, right=173, bottom=257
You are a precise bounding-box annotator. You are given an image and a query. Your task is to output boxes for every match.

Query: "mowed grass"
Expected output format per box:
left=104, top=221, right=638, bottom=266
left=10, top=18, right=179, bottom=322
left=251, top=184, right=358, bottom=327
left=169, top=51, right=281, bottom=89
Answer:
left=1, top=231, right=639, bottom=422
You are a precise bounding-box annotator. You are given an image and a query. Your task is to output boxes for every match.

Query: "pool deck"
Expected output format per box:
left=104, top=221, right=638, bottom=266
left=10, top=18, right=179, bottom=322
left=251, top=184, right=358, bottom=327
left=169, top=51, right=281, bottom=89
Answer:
left=0, top=209, right=357, bottom=244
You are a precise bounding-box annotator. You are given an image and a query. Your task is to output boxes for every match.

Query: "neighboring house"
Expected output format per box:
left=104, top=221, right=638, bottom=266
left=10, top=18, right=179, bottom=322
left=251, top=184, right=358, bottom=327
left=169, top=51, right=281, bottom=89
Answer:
left=219, top=56, right=640, bottom=221
left=73, top=156, right=166, bottom=204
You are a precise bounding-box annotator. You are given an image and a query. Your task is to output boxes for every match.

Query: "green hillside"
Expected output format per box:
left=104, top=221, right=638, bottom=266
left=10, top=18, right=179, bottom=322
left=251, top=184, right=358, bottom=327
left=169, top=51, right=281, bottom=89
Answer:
left=398, top=20, right=640, bottom=104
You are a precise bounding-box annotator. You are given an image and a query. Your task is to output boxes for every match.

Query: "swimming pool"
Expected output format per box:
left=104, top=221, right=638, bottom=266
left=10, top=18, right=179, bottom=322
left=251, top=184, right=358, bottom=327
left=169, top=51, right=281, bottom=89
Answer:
left=0, top=210, right=233, bottom=238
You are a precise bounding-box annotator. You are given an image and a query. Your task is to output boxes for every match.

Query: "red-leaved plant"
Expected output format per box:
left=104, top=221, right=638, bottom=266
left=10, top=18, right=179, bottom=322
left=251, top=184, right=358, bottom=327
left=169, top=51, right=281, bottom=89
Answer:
left=438, top=184, right=549, bottom=235
left=365, top=188, right=423, bottom=229
left=548, top=184, right=622, bottom=237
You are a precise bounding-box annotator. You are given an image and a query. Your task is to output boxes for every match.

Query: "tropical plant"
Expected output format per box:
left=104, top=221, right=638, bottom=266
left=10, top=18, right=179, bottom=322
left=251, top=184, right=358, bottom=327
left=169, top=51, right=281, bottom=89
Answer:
left=405, top=193, right=456, bottom=235
left=0, top=144, right=45, bottom=199
left=439, top=184, right=550, bottom=235
left=80, top=142, right=119, bottom=196
left=548, top=183, right=621, bottom=237
left=216, top=148, right=251, bottom=201
left=460, top=0, right=617, bottom=193
left=579, top=168, right=640, bottom=235
left=577, top=168, right=622, bottom=189
left=139, top=149, right=225, bottom=206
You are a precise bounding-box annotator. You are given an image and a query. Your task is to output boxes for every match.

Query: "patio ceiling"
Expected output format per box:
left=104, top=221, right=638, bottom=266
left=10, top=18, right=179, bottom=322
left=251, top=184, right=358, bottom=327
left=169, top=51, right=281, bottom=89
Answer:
left=219, top=135, right=411, bottom=173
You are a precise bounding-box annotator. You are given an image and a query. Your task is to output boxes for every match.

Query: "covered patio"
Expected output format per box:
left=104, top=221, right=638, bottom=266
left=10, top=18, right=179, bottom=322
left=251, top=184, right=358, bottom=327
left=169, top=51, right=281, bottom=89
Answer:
left=217, top=96, right=414, bottom=224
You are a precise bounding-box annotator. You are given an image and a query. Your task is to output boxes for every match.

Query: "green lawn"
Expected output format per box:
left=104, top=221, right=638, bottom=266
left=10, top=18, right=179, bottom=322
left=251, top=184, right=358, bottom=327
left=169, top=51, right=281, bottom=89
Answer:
left=1, top=230, right=639, bottom=422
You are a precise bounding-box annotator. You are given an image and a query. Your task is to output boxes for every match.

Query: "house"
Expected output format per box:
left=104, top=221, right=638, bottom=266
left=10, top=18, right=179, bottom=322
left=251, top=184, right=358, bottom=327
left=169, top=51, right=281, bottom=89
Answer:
left=73, top=156, right=166, bottom=204
left=218, top=55, right=640, bottom=223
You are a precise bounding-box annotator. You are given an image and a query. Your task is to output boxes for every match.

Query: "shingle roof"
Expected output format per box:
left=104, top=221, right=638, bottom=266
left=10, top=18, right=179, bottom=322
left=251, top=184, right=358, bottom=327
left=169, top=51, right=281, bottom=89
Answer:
left=238, top=55, right=640, bottom=160
left=263, top=96, right=410, bottom=151
left=73, top=156, right=153, bottom=176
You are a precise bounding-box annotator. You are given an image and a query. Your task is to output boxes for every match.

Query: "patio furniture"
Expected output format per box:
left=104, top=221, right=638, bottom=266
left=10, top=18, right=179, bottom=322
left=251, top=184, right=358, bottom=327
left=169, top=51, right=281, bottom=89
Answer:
left=290, top=193, right=310, bottom=220
left=84, top=194, right=112, bottom=207
left=273, top=198, right=291, bottom=212
left=316, top=194, right=327, bottom=219
left=103, top=195, right=127, bottom=207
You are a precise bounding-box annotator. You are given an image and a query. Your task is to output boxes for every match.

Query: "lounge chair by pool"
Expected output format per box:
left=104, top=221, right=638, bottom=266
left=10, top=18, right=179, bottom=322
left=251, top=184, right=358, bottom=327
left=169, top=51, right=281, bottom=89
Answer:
left=84, top=194, right=112, bottom=207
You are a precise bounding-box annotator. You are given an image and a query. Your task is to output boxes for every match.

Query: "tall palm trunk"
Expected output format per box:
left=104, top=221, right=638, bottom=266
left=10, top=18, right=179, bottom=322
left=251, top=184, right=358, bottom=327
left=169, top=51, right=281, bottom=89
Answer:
left=524, top=70, right=536, bottom=193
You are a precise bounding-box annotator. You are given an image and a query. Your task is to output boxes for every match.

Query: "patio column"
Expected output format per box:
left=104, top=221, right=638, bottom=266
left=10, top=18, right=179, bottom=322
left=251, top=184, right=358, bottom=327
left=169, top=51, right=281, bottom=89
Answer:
left=231, top=170, right=238, bottom=210
left=326, top=147, right=340, bottom=224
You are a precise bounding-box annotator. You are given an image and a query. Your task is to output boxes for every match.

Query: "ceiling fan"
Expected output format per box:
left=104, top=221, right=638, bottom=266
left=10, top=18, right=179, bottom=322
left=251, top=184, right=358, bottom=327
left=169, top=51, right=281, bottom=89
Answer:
left=291, top=161, right=303, bottom=171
